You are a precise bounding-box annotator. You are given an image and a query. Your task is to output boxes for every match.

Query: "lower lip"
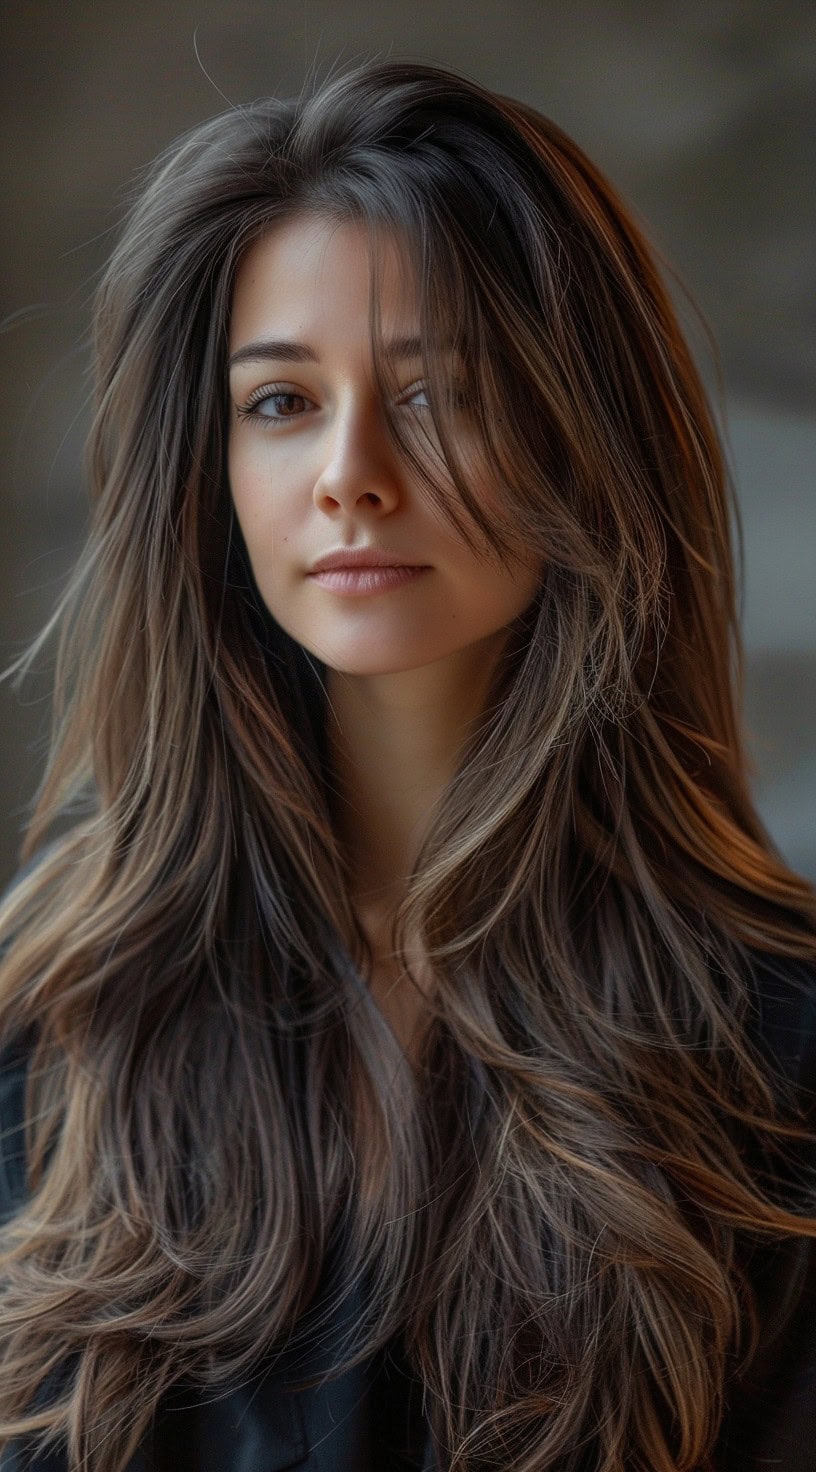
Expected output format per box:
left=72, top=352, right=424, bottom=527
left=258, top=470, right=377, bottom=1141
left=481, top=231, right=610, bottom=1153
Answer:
left=309, top=566, right=430, bottom=596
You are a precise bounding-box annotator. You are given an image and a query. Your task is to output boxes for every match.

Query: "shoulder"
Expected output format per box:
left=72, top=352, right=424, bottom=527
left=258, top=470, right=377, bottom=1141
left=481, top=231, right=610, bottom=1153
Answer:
left=0, top=848, right=55, bottom=1226
left=715, top=948, right=816, bottom=1468
left=743, top=946, right=816, bottom=1100
left=0, top=1032, right=33, bottom=1226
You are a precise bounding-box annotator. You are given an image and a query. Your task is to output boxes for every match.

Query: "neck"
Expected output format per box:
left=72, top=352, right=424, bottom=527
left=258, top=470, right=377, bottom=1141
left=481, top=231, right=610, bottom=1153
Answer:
left=325, top=632, right=507, bottom=930
left=324, top=635, right=509, bottom=1067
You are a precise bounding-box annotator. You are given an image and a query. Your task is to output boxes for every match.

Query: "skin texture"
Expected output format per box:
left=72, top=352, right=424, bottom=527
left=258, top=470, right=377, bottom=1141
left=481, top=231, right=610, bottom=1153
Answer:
left=227, top=213, right=543, bottom=1052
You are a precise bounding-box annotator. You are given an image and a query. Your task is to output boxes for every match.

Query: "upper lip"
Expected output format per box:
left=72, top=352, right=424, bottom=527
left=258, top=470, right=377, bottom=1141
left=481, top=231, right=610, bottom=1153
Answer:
left=309, top=546, right=428, bottom=573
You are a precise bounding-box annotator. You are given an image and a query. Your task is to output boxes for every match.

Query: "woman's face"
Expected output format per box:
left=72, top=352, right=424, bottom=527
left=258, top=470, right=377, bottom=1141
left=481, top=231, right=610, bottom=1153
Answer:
left=227, top=212, right=542, bottom=677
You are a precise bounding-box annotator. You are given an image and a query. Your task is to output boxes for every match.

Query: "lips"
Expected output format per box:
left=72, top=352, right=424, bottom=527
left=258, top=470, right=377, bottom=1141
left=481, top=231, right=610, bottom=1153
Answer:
left=309, top=547, right=427, bottom=574
left=309, top=564, right=430, bottom=597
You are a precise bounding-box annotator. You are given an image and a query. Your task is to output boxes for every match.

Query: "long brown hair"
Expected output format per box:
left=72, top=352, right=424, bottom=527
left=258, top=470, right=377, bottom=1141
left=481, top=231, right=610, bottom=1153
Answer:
left=1, top=56, right=815, bottom=1472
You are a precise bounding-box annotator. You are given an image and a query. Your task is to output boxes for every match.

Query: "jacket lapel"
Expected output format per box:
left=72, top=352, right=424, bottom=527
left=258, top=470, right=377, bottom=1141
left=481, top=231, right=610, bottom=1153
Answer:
left=148, top=1261, right=375, bottom=1471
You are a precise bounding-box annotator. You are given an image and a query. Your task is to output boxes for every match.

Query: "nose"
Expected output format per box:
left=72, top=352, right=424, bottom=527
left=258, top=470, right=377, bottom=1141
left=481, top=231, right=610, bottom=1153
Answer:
left=312, top=391, right=402, bottom=517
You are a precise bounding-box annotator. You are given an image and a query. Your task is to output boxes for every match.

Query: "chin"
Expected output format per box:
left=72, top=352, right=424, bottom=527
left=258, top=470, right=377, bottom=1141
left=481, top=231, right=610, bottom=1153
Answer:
left=308, top=642, right=453, bottom=677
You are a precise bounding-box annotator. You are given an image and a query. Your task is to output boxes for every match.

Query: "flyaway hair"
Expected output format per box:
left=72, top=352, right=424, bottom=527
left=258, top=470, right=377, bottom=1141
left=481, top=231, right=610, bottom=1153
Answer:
left=1, top=55, right=816, bottom=1472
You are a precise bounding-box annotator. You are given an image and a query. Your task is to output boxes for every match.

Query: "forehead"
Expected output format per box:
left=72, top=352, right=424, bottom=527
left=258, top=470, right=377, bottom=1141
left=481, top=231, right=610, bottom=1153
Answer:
left=228, top=213, right=422, bottom=351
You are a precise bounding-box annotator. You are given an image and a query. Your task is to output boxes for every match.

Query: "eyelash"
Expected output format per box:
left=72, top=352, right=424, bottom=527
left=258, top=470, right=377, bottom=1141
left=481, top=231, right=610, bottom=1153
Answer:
left=235, top=381, right=468, bottom=430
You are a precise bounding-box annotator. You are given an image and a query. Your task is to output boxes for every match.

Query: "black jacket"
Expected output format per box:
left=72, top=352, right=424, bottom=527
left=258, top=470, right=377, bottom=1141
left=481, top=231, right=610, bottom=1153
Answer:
left=2, top=946, right=816, bottom=1470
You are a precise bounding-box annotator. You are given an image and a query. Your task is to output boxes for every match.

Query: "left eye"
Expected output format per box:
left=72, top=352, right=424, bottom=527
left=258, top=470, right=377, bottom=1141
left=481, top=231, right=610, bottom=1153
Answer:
left=406, top=385, right=430, bottom=409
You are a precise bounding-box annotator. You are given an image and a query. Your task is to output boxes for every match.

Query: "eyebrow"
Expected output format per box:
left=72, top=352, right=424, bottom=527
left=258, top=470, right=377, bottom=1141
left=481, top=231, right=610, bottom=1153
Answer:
left=228, top=334, right=453, bottom=370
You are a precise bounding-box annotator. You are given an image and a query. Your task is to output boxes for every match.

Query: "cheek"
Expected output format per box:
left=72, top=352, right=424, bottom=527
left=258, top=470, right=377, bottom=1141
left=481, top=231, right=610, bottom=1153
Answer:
left=227, top=438, right=289, bottom=567
left=227, top=441, right=307, bottom=626
left=458, top=555, right=542, bottom=632
left=227, top=438, right=262, bottom=530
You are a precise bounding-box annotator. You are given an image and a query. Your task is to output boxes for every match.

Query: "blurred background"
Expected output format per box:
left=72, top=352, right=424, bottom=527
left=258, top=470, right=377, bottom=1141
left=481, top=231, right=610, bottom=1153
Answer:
left=1, top=0, right=814, bottom=889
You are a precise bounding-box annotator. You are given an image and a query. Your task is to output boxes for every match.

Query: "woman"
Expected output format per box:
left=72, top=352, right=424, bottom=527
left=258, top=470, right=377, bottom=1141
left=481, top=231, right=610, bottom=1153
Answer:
left=1, top=56, right=815, bottom=1472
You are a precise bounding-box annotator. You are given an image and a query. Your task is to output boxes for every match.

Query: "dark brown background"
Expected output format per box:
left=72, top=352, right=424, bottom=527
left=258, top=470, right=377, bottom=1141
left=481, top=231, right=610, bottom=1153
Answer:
left=2, top=0, right=814, bottom=889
